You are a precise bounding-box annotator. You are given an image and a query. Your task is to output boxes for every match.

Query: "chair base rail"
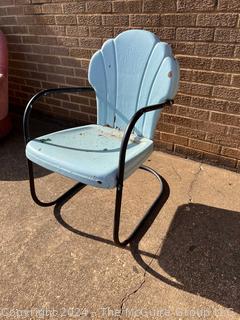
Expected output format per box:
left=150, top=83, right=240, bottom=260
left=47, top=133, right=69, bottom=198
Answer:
left=27, top=160, right=169, bottom=247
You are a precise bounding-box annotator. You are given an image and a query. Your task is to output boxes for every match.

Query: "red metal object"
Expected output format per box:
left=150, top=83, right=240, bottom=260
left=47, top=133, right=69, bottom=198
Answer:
left=0, top=30, right=11, bottom=138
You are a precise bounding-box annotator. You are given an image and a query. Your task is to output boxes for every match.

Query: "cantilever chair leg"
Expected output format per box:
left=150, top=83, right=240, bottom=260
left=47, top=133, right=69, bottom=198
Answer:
left=113, top=165, right=170, bottom=247
left=27, top=160, right=86, bottom=207
left=27, top=160, right=169, bottom=247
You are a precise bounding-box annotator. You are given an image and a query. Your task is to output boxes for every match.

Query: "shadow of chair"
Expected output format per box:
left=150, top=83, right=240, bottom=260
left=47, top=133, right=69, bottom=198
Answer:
left=54, top=199, right=240, bottom=314
left=158, top=203, right=240, bottom=313
left=0, top=116, right=64, bottom=181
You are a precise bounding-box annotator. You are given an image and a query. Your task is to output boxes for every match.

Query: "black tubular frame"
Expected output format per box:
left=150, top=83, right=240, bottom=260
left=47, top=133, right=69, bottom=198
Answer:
left=23, top=86, right=173, bottom=247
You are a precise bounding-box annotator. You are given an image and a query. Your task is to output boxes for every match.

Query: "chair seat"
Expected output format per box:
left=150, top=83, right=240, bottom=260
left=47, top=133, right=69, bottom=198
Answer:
left=26, top=124, right=153, bottom=188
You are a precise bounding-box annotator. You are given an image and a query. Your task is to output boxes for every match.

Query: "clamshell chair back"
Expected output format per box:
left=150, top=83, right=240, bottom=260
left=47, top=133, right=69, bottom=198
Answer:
left=24, top=30, right=179, bottom=246
left=89, top=29, right=179, bottom=139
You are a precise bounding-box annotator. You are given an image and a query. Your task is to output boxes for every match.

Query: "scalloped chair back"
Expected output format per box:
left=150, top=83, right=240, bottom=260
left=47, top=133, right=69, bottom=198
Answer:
left=89, top=29, right=179, bottom=139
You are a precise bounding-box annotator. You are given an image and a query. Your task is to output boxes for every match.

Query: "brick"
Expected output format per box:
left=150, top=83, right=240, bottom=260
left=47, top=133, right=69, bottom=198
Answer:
left=176, top=27, right=214, bottom=42
left=70, top=48, right=92, bottom=59
left=178, top=69, right=192, bottom=82
left=15, top=0, right=30, bottom=4
left=103, top=14, right=129, bottom=26
left=229, top=127, right=240, bottom=138
left=39, top=36, right=57, bottom=45
left=212, top=86, right=240, bottom=102
left=206, top=132, right=239, bottom=148
left=174, top=94, right=192, bottom=106
left=217, top=156, right=237, bottom=169
left=197, top=14, right=238, bottom=27
left=174, top=145, right=203, bottom=160
left=234, top=47, right=240, bottom=58
left=63, top=2, right=85, bottom=14
left=17, top=16, right=36, bottom=25
left=35, top=16, right=55, bottom=25
left=89, top=26, right=114, bottom=38
left=228, top=102, right=240, bottom=115
left=70, top=95, right=89, bottom=106
left=191, top=97, right=229, bottom=112
left=0, top=16, right=17, bottom=25
left=47, top=74, right=65, bottom=84
left=0, top=0, right=14, bottom=5
left=178, top=55, right=212, bottom=70
left=6, top=35, right=22, bottom=44
left=7, top=6, right=24, bottom=15
left=70, top=111, right=89, bottom=123
left=55, top=66, right=74, bottom=76
left=170, top=42, right=195, bottom=55
left=189, top=139, right=221, bottom=153
left=50, top=46, right=69, bottom=56
left=147, top=27, right=176, bottom=40
left=211, top=58, right=240, bottom=73
left=177, top=106, right=210, bottom=120
left=160, top=14, right=196, bottom=26
left=42, top=4, right=62, bottom=14
left=113, top=1, right=142, bottom=13
left=56, top=15, right=77, bottom=25
left=77, top=15, right=101, bottom=26
left=231, top=75, right=240, bottom=87
left=175, top=126, right=206, bottom=140
left=161, top=132, right=189, bottom=146
left=177, top=0, right=216, bottom=12
left=42, top=55, right=60, bottom=64
left=28, top=25, right=46, bottom=35
left=61, top=57, right=82, bottom=67
left=237, top=161, right=240, bottom=172
left=23, top=5, right=42, bottom=15
left=57, top=37, right=78, bottom=47
left=66, top=26, right=89, bottom=37
left=217, top=0, right=240, bottom=11
left=157, top=122, right=175, bottom=133
left=86, top=1, right=111, bottom=13
left=214, top=28, right=240, bottom=43
left=45, top=26, right=65, bottom=36
left=192, top=70, right=231, bottom=85
left=222, top=147, right=240, bottom=159
left=211, top=112, right=240, bottom=127
left=155, top=140, right=174, bottom=152
left=79, top=105, right=96, bottom=115
left=32, top=44, right=50, bottom=54
left=79, top=38, right=102, bottom=49
left=143, top=0, right=176, bottom=12
left=208, top=44, right=235, bottom=58
left=179, top=81, right=212, bottom=97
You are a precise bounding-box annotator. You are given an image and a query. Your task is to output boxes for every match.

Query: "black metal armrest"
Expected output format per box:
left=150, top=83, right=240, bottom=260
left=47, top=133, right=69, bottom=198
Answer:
left=23, top=86, right=95, bottom=145
left=117, top=100, right=173, bottom=188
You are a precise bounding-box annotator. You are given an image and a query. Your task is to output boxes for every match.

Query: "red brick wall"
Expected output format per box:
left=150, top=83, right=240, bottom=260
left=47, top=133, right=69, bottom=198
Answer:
left=0, top=0, right=240, bottom=171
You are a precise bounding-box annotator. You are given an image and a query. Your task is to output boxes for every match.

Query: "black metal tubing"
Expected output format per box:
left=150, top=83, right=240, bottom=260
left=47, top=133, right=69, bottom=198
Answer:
left=23, top=86, right=93, bottom=206
left=113, top=100, right=173, bottom=246
left=24, top=87, right=172, bottom=246
left=23, top=86, right=94, bottom=145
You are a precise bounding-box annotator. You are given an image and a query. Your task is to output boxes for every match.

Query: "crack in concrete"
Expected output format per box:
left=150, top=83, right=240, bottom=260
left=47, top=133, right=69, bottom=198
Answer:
left=118, top=162, right=203, bottom=318
left=118, top=246, right=161, bottom=319
left=171, top=162, right=182, bottom=181
left=187, top=163, right=203, bottom=203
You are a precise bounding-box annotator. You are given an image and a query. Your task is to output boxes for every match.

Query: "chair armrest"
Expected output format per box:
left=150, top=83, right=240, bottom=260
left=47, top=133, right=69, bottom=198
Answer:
left=23, top=86, right=95, bottom=145
left=117, top=100, right=173, bottom=189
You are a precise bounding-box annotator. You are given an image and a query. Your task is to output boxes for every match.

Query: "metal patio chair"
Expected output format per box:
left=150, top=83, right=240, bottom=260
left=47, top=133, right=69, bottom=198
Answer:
left=23, top=30, right=179, bottom=246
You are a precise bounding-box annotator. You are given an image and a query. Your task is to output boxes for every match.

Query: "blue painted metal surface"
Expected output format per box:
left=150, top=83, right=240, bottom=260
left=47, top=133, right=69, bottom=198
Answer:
left=89, top=29, right=179, bottom=139
left=26, top=125, right=153, bottom=188
left=26, top=30, right=179, bottom=188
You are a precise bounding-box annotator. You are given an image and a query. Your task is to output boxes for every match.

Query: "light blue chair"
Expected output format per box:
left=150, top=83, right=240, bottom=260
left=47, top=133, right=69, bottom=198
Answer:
left=23, top=30, right=179, bottom=246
